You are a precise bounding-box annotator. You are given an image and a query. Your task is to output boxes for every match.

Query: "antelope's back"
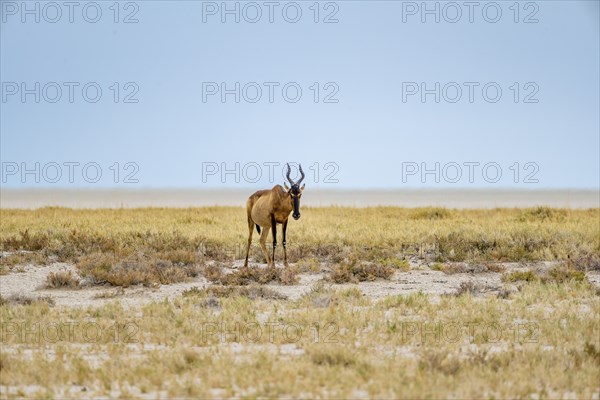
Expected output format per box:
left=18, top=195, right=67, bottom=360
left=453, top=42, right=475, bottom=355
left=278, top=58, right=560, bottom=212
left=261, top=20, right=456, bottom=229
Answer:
left=247, top=189, right=272, bottom=209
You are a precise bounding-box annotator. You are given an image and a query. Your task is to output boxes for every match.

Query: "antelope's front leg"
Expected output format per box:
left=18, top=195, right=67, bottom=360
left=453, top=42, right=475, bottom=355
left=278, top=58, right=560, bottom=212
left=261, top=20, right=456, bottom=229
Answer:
left=282, top=219, right=289, bottom=267
left=270, top=214, right=277, bottom=267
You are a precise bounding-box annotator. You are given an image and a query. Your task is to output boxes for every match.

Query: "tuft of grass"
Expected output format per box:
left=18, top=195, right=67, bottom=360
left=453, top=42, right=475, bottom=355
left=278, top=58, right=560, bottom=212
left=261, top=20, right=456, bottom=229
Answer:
left=328, top=255, right=395, bottom=283
left=93, top=288, right=126, bottom=299
left=519, top=206, right=567, bottom=222
left=547, top=264, right=586, bottom=283
left=452, top=281, right=498, bottom=297
left=568, top=251, right=600, bottom=271
left=502, top=269, right=540, bottom=283
left=379, top=257, right=410, bottom=271
left=503, top=264, right=587, bottom=284
left=411, top=207, right=452, bottom=220
left=295, top=257, right=321, bottom=273
left=439, top=262, right=506, bottom=275
left=583, top=342, right=600, bottom=363
left=308, top=345, right=358, bottom=367
left=77, top=252, right=201, bottom=287
left=418, top=350, right=461, bottom=376
left=430, top=262, right=445, bottom=271
left=209, top=266, right=299, bottom=286
left=0, top=293, right=55, bottom=307
left=45, top=270, right=80, bottom=289
left=182, top=285, right=286, bottom=300
left=203, top=263, right=225, bottom=282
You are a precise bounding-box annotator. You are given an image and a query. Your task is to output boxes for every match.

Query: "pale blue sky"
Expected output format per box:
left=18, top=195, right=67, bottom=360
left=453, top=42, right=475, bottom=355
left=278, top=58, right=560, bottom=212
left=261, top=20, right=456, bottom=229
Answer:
left=1, top=0, right=598, bottom=188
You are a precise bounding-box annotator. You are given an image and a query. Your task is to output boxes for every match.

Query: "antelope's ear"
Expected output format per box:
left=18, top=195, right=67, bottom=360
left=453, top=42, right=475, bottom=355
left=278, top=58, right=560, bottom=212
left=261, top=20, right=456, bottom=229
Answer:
left=284, top=182, right=290, bottom=191
left=300, top=183, right=305, bottom=192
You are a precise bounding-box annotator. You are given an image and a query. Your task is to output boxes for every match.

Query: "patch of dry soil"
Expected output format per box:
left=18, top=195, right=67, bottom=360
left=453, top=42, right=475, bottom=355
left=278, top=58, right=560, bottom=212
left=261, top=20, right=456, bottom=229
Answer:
left=1, top=261, right=598, bottom=308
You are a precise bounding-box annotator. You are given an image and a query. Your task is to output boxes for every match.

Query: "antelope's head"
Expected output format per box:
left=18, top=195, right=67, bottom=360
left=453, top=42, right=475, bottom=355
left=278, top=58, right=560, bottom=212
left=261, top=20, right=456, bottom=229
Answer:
left=284, top=163, right=305, bottom=220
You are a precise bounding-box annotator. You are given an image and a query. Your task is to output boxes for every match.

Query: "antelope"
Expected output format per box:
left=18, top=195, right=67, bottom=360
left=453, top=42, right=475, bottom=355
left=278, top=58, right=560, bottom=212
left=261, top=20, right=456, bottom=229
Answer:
left=243, top=163, right=305, bottom=268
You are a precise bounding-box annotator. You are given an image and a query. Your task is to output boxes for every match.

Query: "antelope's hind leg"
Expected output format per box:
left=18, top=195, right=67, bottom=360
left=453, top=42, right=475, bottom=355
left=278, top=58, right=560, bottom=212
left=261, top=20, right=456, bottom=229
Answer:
left=259, top=226, right=271, bottom=266
left=244, top=218, right=254, bottom=268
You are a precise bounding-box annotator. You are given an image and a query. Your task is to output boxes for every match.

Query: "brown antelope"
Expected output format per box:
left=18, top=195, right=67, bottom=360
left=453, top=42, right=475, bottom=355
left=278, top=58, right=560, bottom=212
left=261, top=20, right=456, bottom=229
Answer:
left=244, top=163, right=305, bottom=267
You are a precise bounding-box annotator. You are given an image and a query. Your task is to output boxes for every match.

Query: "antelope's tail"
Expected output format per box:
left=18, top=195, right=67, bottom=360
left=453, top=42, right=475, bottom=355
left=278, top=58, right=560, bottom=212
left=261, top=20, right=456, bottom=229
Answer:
left=255, top=224, right=261, bottom=234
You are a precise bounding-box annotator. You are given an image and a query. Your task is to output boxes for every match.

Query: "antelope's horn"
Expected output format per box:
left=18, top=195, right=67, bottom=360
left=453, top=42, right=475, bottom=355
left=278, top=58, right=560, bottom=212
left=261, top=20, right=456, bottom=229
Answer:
left=296, top=164, right=305, bottom=185
left=286, top=163, right=294, bottom=186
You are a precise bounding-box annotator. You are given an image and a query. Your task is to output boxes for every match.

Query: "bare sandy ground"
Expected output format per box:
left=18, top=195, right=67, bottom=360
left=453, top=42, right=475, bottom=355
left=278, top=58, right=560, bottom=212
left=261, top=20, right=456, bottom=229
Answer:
left=2, top=261, right=598, bottom=308
left=1, top=188, right=598, bottom=209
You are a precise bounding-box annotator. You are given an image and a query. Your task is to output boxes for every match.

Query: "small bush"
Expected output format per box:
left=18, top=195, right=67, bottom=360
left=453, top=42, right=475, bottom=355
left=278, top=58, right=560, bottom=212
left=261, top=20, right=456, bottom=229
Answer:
left=430, top=262, right=445, bottom=271
left=519, top=206, right=567, bottom=222
left=328, top=256, right=395, bottom=283
left=418, top=350, right=461, bottom=376
left=583, top=342, right=600, bottom=363
left=568, top=251, right=600, bottom=271
left=295, top=257, right=321, bottom=273
left=93, top=288, right=126, bottom=299
left=45, top=270, right=80, bottom=288
left=308, top=346, right=357, bottom=367
left=379, top=257, right=410, bottom=271
left=183, top=285, right=286, bottom=300
left=411, top=207, right=451, bottom=220
left=203, top=264, right=225, bottom=282
left=502, top=265, right=586, bottom=284
left=452, top=281, right=497, bottom=297
left=0, top=252, right=47, bottom=267
left=0, top=293, right=55, bottom=307
left=547, top=264, right=586, bottom=283
left=77, top=252, right=201, bottom=287
left=502, top=270, right=539, bottom=283
left=214, top=266, right=298, bottom=286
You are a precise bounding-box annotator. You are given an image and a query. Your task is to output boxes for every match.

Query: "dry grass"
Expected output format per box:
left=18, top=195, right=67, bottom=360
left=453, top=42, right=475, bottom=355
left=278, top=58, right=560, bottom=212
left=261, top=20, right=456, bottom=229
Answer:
left=203, top=264, right=298, bottom=286
left=182, top=284, right=287, bottom=300
left=45, top=270, right=80, bottom=289
left=328, top=255, right=396, bottom=283
left=503, top=264, right=587, bottom=284
left=77, top=252, right=201, bottom=287
left=1, top=206, right=598, bottom=397
left=1, top=278, right=598, bottom=398
left=1, top=207, right=597, bottom=268
left=435, top=261, right=506, bottom=274
left=0, top=293, right=55, bottom=306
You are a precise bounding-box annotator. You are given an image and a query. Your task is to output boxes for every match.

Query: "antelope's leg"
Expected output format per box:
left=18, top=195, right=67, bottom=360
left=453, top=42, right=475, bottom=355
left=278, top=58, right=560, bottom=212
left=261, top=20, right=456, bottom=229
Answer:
left=244, top=218, right=254, bottom=268
left=282, top=218, right=289, bottom=267
left=259, top=226, right=271, bottom=266
left=270, top=214, right=277, bottom=266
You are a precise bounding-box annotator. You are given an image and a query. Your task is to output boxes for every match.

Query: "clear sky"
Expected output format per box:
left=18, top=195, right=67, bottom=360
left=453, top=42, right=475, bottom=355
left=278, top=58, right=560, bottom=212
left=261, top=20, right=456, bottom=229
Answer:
left=1, top=0, right=598, bottom=189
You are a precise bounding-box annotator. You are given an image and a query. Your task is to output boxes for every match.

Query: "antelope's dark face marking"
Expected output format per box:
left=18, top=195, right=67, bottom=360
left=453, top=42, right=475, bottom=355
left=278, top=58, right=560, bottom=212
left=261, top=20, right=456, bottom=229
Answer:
left=285, top=163, right=306, bottom=220
left=289, top=183, right=305, bottom=220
